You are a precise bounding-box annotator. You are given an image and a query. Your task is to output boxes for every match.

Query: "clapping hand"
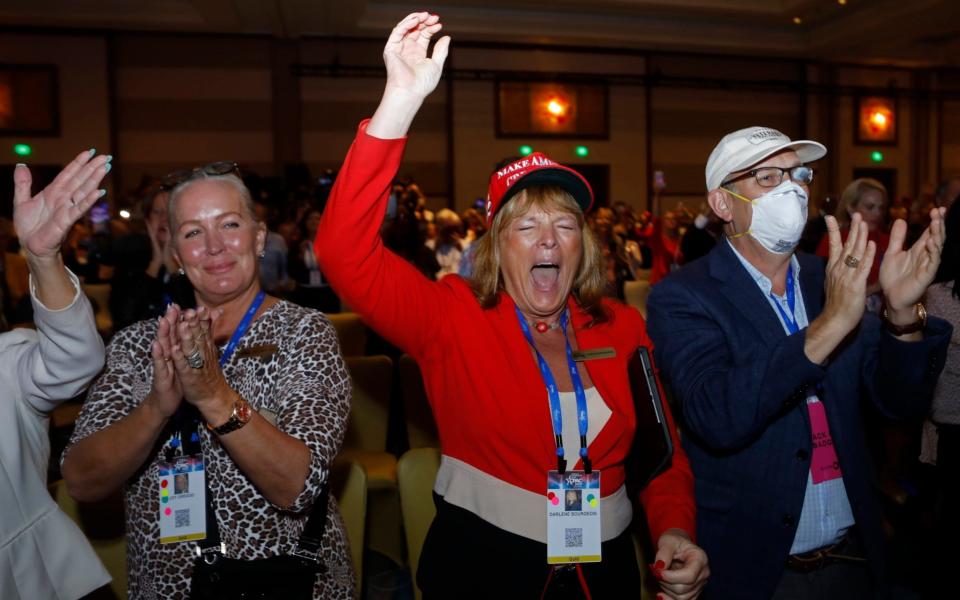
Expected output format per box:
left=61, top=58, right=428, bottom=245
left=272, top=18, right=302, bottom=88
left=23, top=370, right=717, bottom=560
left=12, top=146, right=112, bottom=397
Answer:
left=880, top=207, right=946, bottom=318
left=821, top=213, right=877, bottom=335
left=148, top=305, right=231, bottom=424
left=148, top=304, right=185, bottom=419
left=803, top=213, right=878, bottom=364
left=168, top=306, right=234, bottom=418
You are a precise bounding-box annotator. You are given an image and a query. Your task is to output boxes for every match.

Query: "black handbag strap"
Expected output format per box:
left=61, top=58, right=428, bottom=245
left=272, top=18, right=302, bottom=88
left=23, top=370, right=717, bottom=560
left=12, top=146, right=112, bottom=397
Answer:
left=190, top=420, right=330, bottom=564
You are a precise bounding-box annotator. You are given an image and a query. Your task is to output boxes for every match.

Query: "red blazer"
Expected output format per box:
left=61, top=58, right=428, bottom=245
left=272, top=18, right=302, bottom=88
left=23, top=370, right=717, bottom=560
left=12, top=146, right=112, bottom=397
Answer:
left=316, top=121, right=695, bottom=542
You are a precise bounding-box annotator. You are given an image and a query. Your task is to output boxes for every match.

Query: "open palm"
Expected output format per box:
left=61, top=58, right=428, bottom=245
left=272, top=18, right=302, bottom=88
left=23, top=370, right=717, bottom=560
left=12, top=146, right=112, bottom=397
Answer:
left=880, top=209, right=946, bottom=310
left=13, top=149, right=111, bottom=258
left=382, top=13, right=450, bottom=99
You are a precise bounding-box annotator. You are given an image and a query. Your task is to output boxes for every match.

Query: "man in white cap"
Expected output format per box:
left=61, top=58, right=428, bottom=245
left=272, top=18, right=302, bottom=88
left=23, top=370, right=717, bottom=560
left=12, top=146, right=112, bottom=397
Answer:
left=646, top=126, right=951, bottom=598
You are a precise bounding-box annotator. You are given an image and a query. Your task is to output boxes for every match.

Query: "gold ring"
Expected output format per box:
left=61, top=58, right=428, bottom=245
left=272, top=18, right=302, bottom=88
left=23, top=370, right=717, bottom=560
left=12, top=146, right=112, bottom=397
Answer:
left=844, top=255, right=860, bottom=269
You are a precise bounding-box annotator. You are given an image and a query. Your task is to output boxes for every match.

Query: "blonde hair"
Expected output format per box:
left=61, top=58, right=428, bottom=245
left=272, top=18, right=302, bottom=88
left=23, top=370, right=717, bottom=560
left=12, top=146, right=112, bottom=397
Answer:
left=167, top=174, right=258, bottom=235
left=836, top=178, right=887, bottom=227
left=469, top=186, right=609, bottom=326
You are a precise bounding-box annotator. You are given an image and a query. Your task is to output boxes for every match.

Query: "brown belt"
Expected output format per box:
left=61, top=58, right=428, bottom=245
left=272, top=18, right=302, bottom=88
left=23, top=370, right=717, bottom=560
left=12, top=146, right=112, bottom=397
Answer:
left=784, top=536, right=868, bottom=574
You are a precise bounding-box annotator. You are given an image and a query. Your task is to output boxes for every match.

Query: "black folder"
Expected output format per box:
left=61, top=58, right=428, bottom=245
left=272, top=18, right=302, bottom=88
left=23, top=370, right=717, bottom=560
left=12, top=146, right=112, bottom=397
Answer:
left=625, top=346, right=674, bottom=494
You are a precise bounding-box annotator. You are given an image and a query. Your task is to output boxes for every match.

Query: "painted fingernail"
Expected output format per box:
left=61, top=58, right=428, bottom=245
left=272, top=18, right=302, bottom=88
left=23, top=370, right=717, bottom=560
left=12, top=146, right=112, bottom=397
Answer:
left=89, top=148, right=96, bottom=156
left=105, top=154, right=113, bottom=162
left=15, top=163, right=25, bottom=168
left=655, top=560, right=666, bottom=570
left=98, top=189, right=107, bottom=198
left=104, top=163, right=112, bottom=174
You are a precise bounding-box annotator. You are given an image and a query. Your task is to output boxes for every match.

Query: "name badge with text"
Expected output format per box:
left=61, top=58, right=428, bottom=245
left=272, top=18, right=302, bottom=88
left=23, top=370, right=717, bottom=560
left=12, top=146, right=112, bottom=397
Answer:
left=546, top=470, right=602, bottom=564
left=158, top=455, right=207, bottom=544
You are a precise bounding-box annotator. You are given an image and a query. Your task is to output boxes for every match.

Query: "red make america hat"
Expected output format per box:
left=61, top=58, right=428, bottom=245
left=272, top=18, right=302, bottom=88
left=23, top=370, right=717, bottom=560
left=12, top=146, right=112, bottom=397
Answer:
left=485, top=153, right=594, bottom=225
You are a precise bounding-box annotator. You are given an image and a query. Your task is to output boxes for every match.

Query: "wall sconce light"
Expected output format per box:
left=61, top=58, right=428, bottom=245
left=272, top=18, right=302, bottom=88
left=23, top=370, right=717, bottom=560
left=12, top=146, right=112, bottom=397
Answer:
left=532, top=88, right=575, bottom=131
left=496, top=81, right=607, bottom=139
left=856, top=96, right=897, bottom=145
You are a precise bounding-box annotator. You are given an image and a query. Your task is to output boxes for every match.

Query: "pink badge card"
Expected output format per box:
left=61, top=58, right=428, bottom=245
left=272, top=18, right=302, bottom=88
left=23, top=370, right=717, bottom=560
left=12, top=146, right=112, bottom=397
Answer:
left=807, top=400, right=842, bottom=484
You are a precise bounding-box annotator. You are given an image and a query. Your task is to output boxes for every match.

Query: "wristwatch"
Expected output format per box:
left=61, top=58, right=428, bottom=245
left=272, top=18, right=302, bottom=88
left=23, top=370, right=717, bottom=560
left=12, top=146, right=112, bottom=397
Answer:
left=207, top=396, right=253, bottom=436
left=881, top=302, right=927, bottom=336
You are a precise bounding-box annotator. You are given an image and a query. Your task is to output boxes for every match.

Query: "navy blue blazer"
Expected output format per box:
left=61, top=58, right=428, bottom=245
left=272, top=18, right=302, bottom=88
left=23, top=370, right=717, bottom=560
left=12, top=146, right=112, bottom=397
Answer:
left=647, top=240, right=950, bottom=599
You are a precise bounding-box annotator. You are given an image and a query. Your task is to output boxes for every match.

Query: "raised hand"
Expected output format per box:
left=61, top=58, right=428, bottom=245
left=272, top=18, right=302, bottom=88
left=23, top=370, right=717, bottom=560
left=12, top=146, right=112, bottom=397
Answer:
left=13, top=149, right=112, bottom=260
left=880, top=207, right=946, bottom=315
left=383, top=12, right=450, bottom=99
left=369, top=13, right=451, bottom=139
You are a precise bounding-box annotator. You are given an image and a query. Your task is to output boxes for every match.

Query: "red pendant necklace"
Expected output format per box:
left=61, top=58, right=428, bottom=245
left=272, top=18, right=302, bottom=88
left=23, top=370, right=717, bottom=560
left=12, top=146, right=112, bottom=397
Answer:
left=533, top=320, right=562, bottom=333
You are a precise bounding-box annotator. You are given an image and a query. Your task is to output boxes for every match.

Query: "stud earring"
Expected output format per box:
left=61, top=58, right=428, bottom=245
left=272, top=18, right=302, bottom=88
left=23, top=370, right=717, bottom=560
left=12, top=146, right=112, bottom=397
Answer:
left=258, top=250, right=266, bottom=258
left=177, top=267, right=185, bottom=276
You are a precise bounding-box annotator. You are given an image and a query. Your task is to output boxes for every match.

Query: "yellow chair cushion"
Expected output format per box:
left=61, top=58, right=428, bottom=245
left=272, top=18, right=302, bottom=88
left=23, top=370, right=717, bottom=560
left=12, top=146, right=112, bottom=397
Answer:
left=336, top=449, right=397, bottom=484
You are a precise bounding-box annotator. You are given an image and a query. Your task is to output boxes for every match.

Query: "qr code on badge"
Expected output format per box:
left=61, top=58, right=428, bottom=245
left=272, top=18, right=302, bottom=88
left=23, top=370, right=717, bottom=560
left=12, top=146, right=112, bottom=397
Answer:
left=175, top=509, right=190, bottom=529
left=565, top=527, right=583, bottom=548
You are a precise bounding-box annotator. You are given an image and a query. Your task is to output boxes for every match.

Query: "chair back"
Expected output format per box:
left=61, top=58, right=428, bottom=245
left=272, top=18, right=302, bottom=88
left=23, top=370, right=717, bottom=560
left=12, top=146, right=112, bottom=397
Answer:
left=396, top=448, right=441, bottom=600
left=623, top=280, right=652, bottom=317
left=398, top=354, right=439, bottom=449
left=330, top=460, right=367, bottom=598
left=328, top=312, right=367, bottom=356
left=343, top=355, right=393, bottom=453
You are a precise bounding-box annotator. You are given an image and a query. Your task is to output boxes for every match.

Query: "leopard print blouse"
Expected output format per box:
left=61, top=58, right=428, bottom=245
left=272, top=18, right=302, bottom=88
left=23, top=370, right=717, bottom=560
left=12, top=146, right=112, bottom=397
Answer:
left=66, top=300, right=354, bottom=600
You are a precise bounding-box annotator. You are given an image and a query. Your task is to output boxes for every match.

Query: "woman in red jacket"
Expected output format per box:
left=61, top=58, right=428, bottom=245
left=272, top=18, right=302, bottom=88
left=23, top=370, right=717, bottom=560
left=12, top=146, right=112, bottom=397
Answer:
left=316, top=13, right=707, bottom=599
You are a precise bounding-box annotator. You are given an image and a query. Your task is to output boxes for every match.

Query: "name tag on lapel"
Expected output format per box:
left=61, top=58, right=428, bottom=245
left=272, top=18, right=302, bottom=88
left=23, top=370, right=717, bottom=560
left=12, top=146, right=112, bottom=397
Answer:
left=571, top=347, right=616, bottom=362
left=235, top=344, right=278, bottom=359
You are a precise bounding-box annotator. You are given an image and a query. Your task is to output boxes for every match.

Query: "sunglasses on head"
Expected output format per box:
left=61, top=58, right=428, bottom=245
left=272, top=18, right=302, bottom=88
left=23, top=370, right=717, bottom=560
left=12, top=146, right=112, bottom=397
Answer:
left=160, top=161, right=240, bottom=190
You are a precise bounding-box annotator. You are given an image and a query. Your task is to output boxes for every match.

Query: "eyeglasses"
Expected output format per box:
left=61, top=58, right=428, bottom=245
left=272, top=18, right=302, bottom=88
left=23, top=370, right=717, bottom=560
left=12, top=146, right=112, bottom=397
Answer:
left=722, top=165, right=814, bottom=189
left=160, top=161, right=240, bottom=190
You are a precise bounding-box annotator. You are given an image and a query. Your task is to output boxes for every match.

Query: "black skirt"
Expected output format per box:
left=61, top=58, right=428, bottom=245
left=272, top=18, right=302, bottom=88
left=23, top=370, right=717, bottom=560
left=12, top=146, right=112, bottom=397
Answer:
left=418, top=493, right=642, bottom=599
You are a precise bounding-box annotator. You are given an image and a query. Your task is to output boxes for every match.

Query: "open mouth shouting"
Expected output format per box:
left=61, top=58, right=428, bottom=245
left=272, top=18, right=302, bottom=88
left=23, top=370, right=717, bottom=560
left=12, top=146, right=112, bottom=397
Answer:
left=530, top=262, right=560, bottom=292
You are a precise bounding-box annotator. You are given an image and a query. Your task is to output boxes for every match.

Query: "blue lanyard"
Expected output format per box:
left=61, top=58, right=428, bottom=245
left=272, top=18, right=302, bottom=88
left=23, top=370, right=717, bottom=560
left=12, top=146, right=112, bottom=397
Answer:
left=514, top=304, right=591, bottom=474
left=770, top=266, right=799, bottom=335
left=220, top=290, right=266, bottom=367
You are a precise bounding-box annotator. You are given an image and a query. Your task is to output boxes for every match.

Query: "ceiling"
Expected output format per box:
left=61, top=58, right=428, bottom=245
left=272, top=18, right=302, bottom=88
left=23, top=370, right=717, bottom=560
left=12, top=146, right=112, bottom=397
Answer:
left=1, top=0, right=959, bottom=67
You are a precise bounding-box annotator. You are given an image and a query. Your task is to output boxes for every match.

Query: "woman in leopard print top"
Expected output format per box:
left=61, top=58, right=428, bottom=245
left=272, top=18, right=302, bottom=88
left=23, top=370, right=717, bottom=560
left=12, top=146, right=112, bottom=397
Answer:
left=62, top=167, right=354, bottom=600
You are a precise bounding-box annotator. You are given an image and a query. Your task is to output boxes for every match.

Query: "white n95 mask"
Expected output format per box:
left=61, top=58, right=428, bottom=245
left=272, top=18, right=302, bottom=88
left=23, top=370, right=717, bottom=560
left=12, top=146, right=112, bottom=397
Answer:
left=725, top=180, right=808, bottom=254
